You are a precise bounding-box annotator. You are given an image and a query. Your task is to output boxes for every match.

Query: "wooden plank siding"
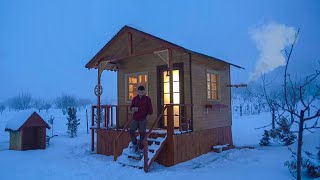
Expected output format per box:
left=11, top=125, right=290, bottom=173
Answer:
left=191, top=54, right=232, bottom=131
left=117, top=50, right=192, bottom=129
left=173, top=126, right=233, bottom=165
left=97, top=129, right=131, bottom=156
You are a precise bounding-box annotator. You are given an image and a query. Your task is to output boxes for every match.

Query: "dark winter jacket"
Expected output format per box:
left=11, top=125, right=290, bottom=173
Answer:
left=130, top=95, right=153, bottom=121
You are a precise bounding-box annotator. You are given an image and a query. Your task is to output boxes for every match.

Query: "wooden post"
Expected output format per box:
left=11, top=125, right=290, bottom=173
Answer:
left=97, top=66, right=101, bottom=129
left=126, top=106, right=129, bottom=123
left=105, top=107, right=108, bottom=129
left=116, top=106, right=119, bottom=130
left=111, top=106, right=114, bottom=127
left=106, top=106, right=111, bottom=129
left=184, top=106, right=188, bottom=131
left=167, top=48, right=174, bottom=165
left=86, top=109, right=88, bottom=134
left=91, top=106, right=95, bottom=151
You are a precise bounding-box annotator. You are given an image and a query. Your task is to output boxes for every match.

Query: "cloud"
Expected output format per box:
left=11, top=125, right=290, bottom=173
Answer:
left=248, top=22, right=297, bottom=82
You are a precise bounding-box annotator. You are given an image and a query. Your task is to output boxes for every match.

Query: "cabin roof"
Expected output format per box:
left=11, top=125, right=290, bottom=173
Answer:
left=5, top=111, right=50, bottom=132
left=85, top=25, right=244, bottom=69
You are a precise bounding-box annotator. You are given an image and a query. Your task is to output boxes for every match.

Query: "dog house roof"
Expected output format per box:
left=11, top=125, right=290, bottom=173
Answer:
left=5, top=111, right=50, bottom=132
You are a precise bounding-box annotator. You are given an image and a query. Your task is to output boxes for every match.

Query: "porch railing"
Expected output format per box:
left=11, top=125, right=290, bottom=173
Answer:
left=91, top=104, right=131, bottom=130
left=91, top=104, right=131, bottom=151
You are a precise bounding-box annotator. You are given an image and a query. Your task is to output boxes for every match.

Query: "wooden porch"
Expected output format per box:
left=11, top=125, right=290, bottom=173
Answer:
left=91, top=104, right=194, bottom=172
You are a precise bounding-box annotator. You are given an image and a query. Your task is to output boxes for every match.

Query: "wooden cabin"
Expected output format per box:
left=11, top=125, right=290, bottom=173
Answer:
left=85, top=25, right=243, bottom=172
left=5, top=111, right=50, bottom=150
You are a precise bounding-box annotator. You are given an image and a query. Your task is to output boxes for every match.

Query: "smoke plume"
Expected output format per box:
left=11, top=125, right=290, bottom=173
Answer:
left=248, top=22, right=297, bottom=82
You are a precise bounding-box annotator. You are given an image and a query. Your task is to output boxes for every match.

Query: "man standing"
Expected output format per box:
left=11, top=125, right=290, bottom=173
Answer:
left=129, top=85, right=153, bottom=154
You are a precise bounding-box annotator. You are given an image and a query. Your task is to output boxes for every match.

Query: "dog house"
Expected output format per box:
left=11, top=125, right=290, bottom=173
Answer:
left=5, top=111, right=50, bottom=150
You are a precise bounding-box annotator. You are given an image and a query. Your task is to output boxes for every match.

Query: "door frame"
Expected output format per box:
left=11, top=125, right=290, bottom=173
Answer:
left=157, top=62, right=184, bottom=128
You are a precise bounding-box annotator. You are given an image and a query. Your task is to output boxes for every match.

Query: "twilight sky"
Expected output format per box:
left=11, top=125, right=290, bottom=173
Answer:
left=0, top=0, right=319, bottom=101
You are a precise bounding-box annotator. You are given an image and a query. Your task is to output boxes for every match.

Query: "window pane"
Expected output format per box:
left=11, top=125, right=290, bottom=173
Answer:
left=164, top=94, right=170, bottom=104
left=129, top=76, right=137, bottom=83
left=207, top=81, right=211, bottom=90
left=174, top=115, right=179, bottom=127
left=129, top=93, right=134, bottom=100
left=212, top=82, right=216, bottom=90
left=211, top=74, right=216, bottom=83
left=174, top=105, right=180, bottom=115
left=163, top=72, right=169, bottom=82
left=139, top=74, right=147, bottom=83
left=173, top=93, right=180, bottom=104
left=207, top=73, right=210, bottom=82
left=212, top=90, right=217, bottom=99
left=173, top=70, right=179, bottom=81
left=173, top=82, right=179, bottom=93
left=129, top=84, right=133, bottom=92
left=164, top=82, right=170, bottom=93
left=207, top=90, right=211, bottom=99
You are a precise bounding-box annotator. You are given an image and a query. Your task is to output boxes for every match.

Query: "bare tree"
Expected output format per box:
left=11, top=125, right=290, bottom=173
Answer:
left=33, top=98, right=46, bottom=112
left=8, top=92, right=32, bottom=110
left=55, top=94, right=79, bottom=115
left=260, top=75, right=283, bottom=129
left=0, top=104, right=5, bottom=114
left=281, top=29, right=320, bottom=180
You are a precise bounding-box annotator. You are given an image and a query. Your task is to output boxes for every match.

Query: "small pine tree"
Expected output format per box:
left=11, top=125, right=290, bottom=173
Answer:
left=94, top=108, right=105, bottom=125
left=278, top=117, right=297, bottom=145
left=66, top=107, right=80, bottom=138
left=260, top=130, right=271, bottom=146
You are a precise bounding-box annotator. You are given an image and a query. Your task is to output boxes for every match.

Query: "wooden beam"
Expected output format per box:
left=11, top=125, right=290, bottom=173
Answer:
left=97, top=65, right=101, bottom=129
left=226, top=84, right=247, bottom=88
left=91, top=106, right=95, bottom=151
left=99, top=47, right=168, bottom=64
left=167, top=48, right=174, bottom=166
left=188, top=53, right=193, bottom=131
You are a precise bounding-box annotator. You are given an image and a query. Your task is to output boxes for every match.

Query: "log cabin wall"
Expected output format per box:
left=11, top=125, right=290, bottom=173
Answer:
left=117, top=51, right=191, bottom=128
left=191, top=54, right=232, bottom=131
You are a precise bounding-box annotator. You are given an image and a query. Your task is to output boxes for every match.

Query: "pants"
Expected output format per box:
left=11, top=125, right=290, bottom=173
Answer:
left=129, top=119, right=146, bottom=149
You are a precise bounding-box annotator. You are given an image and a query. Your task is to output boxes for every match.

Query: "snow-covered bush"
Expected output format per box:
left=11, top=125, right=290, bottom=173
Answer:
left=259, top=130, right=271, bottom=146
left=269, top=117, right=296, bottom=145
left=66, top=107, right=80, bottom=138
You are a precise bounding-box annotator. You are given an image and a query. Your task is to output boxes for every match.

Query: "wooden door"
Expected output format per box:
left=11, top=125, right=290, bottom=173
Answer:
left=158, top=63, right=184, bottom=128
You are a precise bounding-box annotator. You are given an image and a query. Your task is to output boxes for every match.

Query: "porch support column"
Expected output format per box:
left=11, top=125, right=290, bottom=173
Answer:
left=97, top=63, right=101, bottom=129
left=167, top=48, right=174, bottom=165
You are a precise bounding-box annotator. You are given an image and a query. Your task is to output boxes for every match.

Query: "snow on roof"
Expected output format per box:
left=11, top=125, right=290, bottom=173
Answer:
left=5, top=111, right=36, bottom=132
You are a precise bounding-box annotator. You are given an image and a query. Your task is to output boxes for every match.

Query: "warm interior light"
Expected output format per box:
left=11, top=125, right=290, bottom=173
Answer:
left=163, top=70, right=180, bottom=127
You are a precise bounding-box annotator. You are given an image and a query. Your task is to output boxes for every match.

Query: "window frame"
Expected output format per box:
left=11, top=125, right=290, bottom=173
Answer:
left=206, top=69, right=220, bottom=101
left=125, top=71, right=149, bottom=102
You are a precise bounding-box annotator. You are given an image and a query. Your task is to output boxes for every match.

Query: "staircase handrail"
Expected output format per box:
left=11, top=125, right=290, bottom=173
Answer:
left=142, top=104, right=170, bottom=172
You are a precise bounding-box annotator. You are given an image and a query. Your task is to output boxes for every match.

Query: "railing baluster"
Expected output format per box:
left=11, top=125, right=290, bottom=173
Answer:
left=111, top=106, right=114, bottom=128
left=184, top=105, right=188, bottom=131
left=116, top=106, right=119, bottom=130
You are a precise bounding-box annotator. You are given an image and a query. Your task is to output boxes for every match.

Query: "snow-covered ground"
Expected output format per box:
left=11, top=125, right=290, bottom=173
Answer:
left=0, top=108, right=319, bottom=179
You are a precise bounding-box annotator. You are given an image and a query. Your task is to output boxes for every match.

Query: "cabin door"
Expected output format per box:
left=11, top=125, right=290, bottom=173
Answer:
left=158, top=63, right=184, bottom=128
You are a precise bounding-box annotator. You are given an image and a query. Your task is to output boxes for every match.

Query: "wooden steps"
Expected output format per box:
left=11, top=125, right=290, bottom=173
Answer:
left=117, top=135, right=167, bottom=171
